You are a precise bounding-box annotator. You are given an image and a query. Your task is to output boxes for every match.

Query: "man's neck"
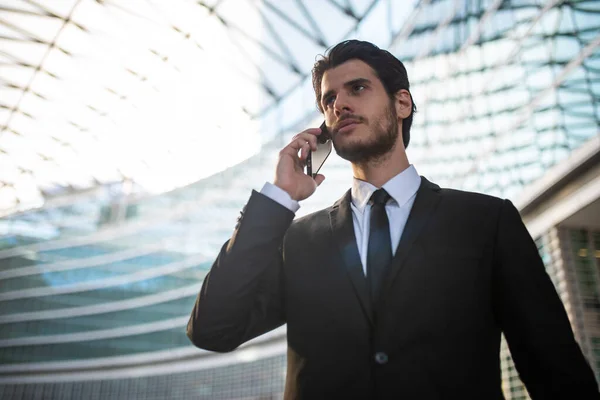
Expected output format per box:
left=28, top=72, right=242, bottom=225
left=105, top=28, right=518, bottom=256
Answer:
left=351, top=150, right=410, bottom=188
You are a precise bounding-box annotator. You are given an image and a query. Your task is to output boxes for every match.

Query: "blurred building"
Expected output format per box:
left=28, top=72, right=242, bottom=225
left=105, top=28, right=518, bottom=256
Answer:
left=0, top=0, right=599, bottom=399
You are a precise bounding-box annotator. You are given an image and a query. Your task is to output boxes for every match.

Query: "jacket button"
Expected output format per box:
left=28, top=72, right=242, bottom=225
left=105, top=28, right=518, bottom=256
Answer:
left=374, top=352, right=388, bottom=365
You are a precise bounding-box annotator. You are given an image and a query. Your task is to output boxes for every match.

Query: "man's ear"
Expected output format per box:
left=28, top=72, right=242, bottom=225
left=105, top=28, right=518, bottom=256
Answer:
left=394, top=89, right=412, bottom=120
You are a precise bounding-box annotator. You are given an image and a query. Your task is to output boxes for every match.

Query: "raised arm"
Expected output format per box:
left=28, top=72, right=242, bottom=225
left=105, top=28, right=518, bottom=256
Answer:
left=187, top=191, right=293, bottom=352
left=187, top=127, right=326, bottom=352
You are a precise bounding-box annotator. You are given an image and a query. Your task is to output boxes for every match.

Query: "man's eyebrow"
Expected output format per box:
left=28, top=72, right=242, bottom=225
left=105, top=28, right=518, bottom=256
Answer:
left=345, top=78, right=371, bottom=88
left=321, top=78, right=372, bottom=106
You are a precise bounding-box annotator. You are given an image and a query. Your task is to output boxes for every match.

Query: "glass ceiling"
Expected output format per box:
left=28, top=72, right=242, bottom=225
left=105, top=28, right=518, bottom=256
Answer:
left=1, top=0, right=599, bottom=226
left=0, top=0, right=418, bottom=216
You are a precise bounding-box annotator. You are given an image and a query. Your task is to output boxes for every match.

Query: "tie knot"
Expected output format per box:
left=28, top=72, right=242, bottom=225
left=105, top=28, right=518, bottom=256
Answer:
left=370, top=189, right=391, bottom=206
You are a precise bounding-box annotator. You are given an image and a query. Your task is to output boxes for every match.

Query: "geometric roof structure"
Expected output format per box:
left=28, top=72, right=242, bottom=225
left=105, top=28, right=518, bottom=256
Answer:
left=0, top=0, right=418, bottom=215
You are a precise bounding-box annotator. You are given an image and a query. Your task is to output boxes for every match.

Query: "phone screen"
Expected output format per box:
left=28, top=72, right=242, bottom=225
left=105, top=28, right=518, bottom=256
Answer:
left=306, top=122, right=332, bottom=178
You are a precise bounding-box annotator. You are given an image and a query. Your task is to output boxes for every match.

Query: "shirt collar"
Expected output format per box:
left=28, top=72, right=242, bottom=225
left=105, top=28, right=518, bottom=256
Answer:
left=351, top=165, right=421, bottom=212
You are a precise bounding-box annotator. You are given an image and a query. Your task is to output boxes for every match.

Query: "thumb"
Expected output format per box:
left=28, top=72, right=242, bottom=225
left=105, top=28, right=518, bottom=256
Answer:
left=314, top=174, right=326, bottom=186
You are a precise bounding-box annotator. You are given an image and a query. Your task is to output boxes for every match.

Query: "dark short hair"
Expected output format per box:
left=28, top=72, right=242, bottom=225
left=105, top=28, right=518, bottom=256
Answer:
left=312, top=40, right=416, bottom=148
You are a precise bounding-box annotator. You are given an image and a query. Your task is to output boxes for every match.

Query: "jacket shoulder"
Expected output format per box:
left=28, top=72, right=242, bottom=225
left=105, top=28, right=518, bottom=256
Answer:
left=428, top=183, right=510, bottom=225
left=288, top=189, right=349, bottom=232
left=437, top=185, right=505, bottom=208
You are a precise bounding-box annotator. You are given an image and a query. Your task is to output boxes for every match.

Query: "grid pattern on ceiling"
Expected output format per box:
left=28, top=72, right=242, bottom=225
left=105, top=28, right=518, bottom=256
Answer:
left=0, top=0, right=383, bottom=213
left=399, top=0, right=600, bottom=200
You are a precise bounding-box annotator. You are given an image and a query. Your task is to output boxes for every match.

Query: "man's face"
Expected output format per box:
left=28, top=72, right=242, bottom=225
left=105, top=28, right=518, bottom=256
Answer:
left=320, top=59, right=400, bottom=163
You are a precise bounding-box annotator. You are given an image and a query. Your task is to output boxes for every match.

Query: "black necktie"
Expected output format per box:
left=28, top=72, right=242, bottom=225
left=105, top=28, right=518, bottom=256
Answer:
left=367, top=189, right=392, bottom=307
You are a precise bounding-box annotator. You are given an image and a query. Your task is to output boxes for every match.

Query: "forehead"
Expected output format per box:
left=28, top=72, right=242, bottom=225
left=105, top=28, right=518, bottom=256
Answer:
left=321, top=59, right=380, bottom=93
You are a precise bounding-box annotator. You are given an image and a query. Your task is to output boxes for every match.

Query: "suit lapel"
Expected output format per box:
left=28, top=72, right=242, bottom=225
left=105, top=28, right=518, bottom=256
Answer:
left=380, top=177, right=442, bottom=303
left=329, top=190, right=374, bottom=325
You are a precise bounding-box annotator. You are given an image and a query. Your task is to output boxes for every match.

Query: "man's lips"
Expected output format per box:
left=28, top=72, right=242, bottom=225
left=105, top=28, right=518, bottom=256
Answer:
left=335, top=119, right=361, bottom=133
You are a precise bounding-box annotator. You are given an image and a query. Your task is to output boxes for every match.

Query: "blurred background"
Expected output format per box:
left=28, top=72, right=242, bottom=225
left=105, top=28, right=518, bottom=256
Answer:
left=0, top=0, right=598, bottom=399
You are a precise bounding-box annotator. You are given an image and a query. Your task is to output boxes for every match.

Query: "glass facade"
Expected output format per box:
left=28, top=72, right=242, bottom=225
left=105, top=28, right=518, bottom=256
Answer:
left=400, top=0, right=600, bottom=200
left=1, top=0, right=599, bottom=399
left=500, top=227, right=600, bottom=399
left=0, top=354, right=286, bottom=400
left=560, top=227, right=600, bottom=380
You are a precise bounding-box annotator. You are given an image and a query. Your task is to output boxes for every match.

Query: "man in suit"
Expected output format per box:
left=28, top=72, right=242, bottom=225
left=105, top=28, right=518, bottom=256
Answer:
left=187, top=40, right=599, bottom=399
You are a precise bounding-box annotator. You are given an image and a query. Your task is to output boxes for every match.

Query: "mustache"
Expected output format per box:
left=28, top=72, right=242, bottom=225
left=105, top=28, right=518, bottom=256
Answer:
left=332, top=115, right=365, bottom=132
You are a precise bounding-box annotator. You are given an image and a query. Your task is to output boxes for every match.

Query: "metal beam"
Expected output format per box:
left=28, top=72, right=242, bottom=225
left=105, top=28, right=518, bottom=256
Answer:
left=261, top=0, right=326, bottom=47
left=0, top=0, right=83, bottom=139
left=295, top=0, right=329, bottom=47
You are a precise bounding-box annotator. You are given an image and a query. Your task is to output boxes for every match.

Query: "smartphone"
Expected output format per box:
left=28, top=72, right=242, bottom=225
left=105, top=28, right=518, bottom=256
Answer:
left=306, top=122, right=332, bottom=178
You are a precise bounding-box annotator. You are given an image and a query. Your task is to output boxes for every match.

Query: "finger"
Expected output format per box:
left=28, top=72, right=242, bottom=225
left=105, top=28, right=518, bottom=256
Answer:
left=314, top=174, right=325, bottom=186
left=300, top=141, right=310, bottom=161
left=280, top=137, right=316, bottom=160
left=291, top=132, right=320, bottom=150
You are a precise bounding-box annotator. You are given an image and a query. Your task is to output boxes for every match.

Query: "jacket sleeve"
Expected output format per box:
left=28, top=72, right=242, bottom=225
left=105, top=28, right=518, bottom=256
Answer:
left=493, top=199, right=599, bottom=399
left=186, top=190, right=293, bottom=352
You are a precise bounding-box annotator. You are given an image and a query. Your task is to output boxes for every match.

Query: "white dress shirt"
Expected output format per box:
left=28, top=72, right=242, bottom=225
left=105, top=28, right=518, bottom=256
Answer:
left=260, top=165, right=422, bottom=276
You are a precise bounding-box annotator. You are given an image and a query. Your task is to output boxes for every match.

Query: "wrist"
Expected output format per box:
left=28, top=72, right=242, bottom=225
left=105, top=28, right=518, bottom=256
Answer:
left=262, top=182, right=301, bottom=212
left=273, top=181, right=298, bottom=201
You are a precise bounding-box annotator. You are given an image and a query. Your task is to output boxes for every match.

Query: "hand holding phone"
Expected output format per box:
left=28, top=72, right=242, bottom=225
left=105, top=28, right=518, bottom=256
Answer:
left=306, top=122, right=332, bottom=178
left=273, top=124, right=327, bottom=202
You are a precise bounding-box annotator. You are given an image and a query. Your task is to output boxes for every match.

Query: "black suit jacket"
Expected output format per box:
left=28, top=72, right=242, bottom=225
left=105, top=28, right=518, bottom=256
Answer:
left=187, top=177, right=599, bottom=399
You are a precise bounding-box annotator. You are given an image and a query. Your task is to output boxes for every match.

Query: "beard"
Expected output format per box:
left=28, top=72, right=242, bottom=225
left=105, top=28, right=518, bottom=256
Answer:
left=332, top=99, right=400, bottom=164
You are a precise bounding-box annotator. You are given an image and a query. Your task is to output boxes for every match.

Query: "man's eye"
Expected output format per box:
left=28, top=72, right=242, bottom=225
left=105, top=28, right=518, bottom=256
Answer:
left=353, top=85, right=365, bottom=93
left=324, top=96, right=335, bottom=107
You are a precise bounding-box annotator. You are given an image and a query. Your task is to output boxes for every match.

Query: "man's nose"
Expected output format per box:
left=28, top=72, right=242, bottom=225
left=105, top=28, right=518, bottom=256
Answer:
left=333, top=94, right=352, bottom=116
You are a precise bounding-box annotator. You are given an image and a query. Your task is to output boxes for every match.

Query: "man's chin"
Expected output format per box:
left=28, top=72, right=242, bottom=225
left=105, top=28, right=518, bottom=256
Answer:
left=333, top=143, right=369, bottom=163
left=333, top=135, right=398, bottom=164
